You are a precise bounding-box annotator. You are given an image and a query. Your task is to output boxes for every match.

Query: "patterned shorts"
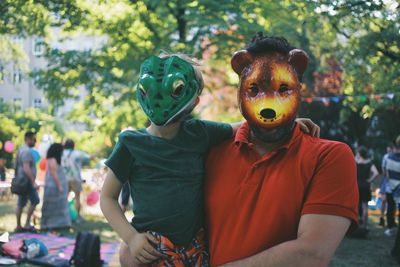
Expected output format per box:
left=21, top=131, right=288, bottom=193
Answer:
left=149, top=229, right=209, bottom=267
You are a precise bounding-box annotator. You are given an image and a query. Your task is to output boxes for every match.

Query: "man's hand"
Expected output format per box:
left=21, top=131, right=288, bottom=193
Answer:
left=128, top=232, right=163, bottom=265
left=57, top=185, right=63, bottom=193
left=33, top=182, right=39, bottom=190
left=296, top=118, right=320, bottom=137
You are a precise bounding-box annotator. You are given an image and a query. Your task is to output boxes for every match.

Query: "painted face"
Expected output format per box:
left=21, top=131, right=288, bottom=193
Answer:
left=231, top=50, right=308, bottom=130
left=137, top=56, right=200, bottom=126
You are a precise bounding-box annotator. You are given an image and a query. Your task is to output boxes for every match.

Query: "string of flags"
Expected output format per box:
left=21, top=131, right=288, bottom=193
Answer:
left=301, top=92, right=399, bottom=106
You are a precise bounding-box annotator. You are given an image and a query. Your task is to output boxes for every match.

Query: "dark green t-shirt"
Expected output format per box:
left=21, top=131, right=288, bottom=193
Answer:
left=105, top=119, right=232, bottom=245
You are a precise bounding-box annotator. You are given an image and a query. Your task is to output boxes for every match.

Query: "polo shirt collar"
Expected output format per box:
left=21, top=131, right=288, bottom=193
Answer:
left=234, top=121, right=302, bottom=151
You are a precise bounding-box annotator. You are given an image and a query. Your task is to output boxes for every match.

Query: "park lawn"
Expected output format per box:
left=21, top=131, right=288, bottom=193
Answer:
left=0, top=199, right=399, bottom=267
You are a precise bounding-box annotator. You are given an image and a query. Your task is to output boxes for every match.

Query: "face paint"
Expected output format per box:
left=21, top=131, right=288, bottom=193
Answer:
left=232, top=51, right=307, bottom=132
left=137, top=56, right=200, bottom=126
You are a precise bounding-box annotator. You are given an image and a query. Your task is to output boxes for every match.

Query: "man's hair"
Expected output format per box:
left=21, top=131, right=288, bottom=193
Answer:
left=246, top=32, right=295, bottom=55
left=357, top=146, right=369, bottom=159
left=24, top=131, right=36, bottom=140
left=64, top=139, right=75, bottom=150
left=245, top=33, right=305, bottom=81
left=159, top=51, right=204, bottom=94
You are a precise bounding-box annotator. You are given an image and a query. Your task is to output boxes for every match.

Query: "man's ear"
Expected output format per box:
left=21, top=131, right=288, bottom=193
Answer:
left=288, top=49, right=309, bottom=80
left=231, top=50, right=253, bottom=75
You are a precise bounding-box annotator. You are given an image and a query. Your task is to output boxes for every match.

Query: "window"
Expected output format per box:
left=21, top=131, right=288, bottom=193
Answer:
left=12, top=36, right=24, bottom=44
left=33, top=98, right=42, bottom=108
left=13, top=69, right=22, bottom=84
left=33, top=38, right=44, bottom=56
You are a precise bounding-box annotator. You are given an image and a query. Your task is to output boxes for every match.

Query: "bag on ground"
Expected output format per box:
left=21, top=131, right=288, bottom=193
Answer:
left=69, top=231, right=102, bottom=267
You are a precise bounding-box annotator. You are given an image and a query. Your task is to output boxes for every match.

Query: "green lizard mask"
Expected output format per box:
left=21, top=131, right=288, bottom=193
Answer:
left=137, top=55, right=201, bottom=126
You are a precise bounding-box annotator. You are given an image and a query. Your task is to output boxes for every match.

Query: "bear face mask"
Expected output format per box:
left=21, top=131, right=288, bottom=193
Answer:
left=231, top=49, right=308, bottom=130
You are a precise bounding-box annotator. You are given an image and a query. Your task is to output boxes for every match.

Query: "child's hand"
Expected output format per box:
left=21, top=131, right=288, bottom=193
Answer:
left=128, top=232, right=163, bottom=265
left=296, top=118, right=320, bottom=137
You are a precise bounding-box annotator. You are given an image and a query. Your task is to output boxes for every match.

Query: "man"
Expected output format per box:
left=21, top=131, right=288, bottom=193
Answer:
left=383, top=140, right=400, bottom=236
left=205, top=34, right=358, bottom=266
left=383, top=135, right=400, bottom=262
left=15, top=131, right=39, bottom=232
left=62, top=139, right=92, bottom=222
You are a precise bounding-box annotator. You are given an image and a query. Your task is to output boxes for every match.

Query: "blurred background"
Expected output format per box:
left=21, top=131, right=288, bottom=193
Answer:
left=0, top=0, right=399, bottom=164
left=0, top=1, right=399, bottom=266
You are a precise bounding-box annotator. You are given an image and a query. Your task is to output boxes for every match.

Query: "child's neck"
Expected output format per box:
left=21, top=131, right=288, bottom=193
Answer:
left=147, top=121, right=182, bottom=140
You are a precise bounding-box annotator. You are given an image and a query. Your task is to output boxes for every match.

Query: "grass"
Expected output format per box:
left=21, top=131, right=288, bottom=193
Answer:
left=0, top=197, right=399, bottom=266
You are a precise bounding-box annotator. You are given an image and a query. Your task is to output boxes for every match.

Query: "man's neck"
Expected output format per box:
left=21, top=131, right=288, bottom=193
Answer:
left=249, top=130, right=290, bottom=156
left=147, top=121, right=182, bottom=140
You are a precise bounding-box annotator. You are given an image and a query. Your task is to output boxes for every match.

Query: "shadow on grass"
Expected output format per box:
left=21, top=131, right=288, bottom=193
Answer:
left=1, top=199, right=120, bottom=243
left=330, top=213, right=398, bottom=267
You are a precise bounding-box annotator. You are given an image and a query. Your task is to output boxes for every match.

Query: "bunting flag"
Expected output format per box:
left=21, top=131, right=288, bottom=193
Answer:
left=301, top=91, right=400, bottom=106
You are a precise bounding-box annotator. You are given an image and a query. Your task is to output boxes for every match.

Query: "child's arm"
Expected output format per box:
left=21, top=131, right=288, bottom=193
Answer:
left=229, top=118, right=320, bottom=137
left=100, top=169, right=163, bottom=265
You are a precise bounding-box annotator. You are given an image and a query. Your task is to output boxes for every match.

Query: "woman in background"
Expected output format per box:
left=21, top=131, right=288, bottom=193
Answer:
left=41, top=143, right=71, bottom=230
left=356, top=146, right=379, bottom=230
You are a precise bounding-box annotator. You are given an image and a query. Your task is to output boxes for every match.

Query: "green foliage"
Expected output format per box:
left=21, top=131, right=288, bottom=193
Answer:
left=2, top=0, right=399, bottom=156
left=0, top=102, right=63, bottom=166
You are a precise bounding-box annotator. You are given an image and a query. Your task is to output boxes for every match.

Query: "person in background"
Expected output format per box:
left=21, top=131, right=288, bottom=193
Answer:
left=355, top=146, right=379, bottom=230
left=0, top=157, right=6, bottom=181
left=41, top=143, right=71, bottom=230
left=379, top=143, right=394, bottom=227
left=387, top=135, right=400, bottom=262
left=383, top=135, right=400, bottom=237
left=62, top=139, right=92, bottom=222
left=14, top=132, right=39, bottom=232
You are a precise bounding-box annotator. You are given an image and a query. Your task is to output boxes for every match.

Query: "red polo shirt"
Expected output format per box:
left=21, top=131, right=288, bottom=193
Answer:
left=205, top=122, right=358, bottom=266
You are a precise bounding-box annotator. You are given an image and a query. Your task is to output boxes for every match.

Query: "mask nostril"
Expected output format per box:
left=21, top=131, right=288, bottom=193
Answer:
left=260, top=108, right=276, bottom=119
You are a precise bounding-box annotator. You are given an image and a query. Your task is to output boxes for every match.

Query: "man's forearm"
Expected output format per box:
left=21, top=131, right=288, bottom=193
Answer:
left=23, top=166, right=35, bottom=183
left=221, top=239, right=329, bottom=267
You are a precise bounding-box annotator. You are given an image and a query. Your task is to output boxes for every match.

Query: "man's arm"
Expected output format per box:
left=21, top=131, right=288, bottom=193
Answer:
left=22, top=162, right=36, bottom=184
left=220, top=214, right=350, bottom=267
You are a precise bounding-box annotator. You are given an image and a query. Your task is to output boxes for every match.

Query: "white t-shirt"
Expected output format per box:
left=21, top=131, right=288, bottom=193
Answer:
left=62, top=149, right=90, bottom=182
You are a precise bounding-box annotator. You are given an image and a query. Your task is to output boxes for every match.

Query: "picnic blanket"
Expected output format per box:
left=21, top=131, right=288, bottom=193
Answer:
left=9, top=233, right=120, bottom=266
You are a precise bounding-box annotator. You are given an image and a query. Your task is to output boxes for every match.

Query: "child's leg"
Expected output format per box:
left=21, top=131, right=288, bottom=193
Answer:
left=150, top=229, right=209, bottom=267
left=182, top=229, right=209, bottom=267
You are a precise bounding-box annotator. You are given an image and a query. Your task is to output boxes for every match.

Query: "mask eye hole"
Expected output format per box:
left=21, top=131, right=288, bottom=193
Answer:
left=279, top=84, right=290, bottom=94
left=249, top=84, right=258, bottom=97
left=172, top=80, right=185, bottom=97
left=138, top=84, right=146, bottom=97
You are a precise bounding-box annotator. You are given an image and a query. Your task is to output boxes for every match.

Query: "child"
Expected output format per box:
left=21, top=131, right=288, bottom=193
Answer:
left=100, top=54, right=319, bottom=267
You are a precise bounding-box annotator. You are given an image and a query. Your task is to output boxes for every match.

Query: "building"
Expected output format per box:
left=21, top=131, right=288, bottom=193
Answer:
left=0, top=29, right=106, bottom=115
left=0, top=36, right=47, bottom=110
